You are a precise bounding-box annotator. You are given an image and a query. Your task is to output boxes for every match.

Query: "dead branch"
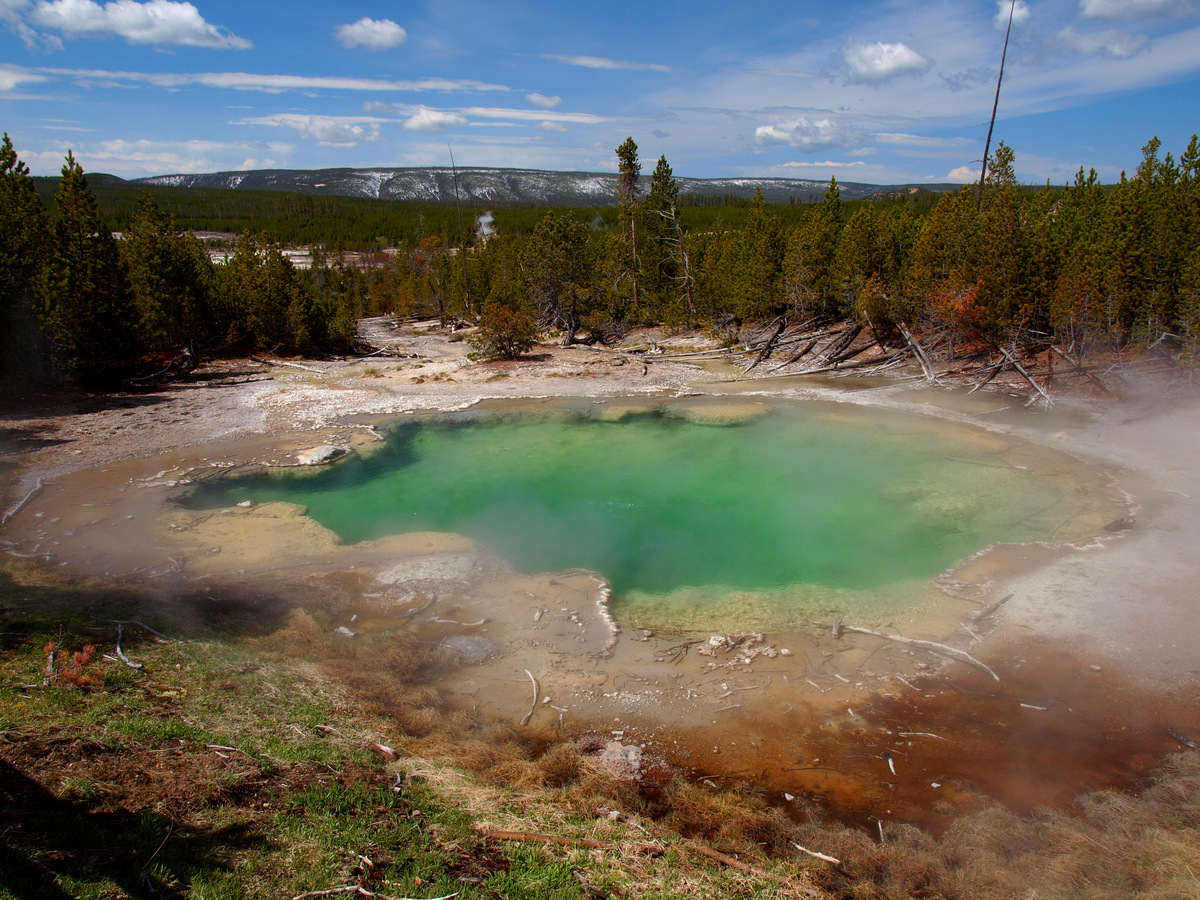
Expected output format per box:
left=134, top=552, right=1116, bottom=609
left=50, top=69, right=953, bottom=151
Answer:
left=290, top=887, right=456, bottom=900
left=966, top=358, right=1007, bottom=393
left=92, top=618, right=171, bottom=641
left=966, top=593, right=1014, bottom=622
left=114, top=622, right=143, bottom=670
left=1050, top=345, right=1114, bottom=396
left=683, top=840, right=825, bottom=897
left=814, top=622, right=999, bottom=681
left=520, top=668, right=540, bottom=727
left=898, top=324, right=936, bottom=382
left=476, top=825, right=660, bottom=855
left=1167, top=727, right=1200, bottom=750
left=999, top=346, right=1053, bottom=406
left=250, top=356, right=326, bottom=375
left=793, top=843, right=842, bottom=866
left=744, top=317, right=789, bottom=372
left=1, top=478, right=44, bottom=527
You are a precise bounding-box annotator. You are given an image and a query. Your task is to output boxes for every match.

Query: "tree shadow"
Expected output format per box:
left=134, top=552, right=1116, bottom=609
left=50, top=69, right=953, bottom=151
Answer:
left=0, top=759, right=269, bottom=899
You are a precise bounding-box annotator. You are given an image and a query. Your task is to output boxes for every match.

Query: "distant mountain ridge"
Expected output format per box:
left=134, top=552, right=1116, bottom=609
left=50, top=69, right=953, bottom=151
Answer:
left=131, top=166, right=953, bottom=206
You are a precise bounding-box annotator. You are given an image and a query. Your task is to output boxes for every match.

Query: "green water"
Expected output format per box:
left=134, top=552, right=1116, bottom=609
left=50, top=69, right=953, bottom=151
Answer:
left=187, top=401, right=1100, bottom=602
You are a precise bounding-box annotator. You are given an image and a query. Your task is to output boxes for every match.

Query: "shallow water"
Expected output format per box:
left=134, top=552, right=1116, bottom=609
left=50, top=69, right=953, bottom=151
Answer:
left=186, top=398, right=1118, bottom=628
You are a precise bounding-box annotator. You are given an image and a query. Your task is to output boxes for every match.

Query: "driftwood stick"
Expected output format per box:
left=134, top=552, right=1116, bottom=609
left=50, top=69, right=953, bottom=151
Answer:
left=966, top=593, right=1014, bottom=622
left=793, top=842, right=842, bottom=866
left=1167, top=727, right=1200, bottom=750
left=291, top=887, right=456, bottom=900
left=477, top=825, right=660, bottom=854
left=683, top=840, right=824, bottom=897
left=815, top=622, right=999, bottom=681
left=520, top=669, right=540, bottom=727
left=2, top=478, right=44, bottom=527
left=92, top=618, right=171, bottom=641
left=113, top=622, right=144, bottom=670
left=250, top=356, right=326, bottom=375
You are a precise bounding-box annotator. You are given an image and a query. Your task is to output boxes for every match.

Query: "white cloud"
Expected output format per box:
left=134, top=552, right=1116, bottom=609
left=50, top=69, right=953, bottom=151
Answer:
left=1058, top=25, right=1150, bottom=57
left=948, top=165, right=980, bottom=182
left=31, top=0, right=251, bottom=49
left=0, top=61, right=48, bottom=90
left=536, top=120, right=569, bottom=132
left=37, top=66, right=510, bottom=94
left=543, top=53, right=671, bottom=72
left=843, top=41, right=932, bottom=83
left=334, top=17, right=406, bottom=51
left=994, top=0, right=1032, bottom=29
left=1, top=0, right=62, bottom=50
left=781, top=159, right=866, bottom=168
left=402, top=107, right=468, bottom=131
left=238, top=114, right=386, bottom=146
left=754, top=116, right=862, bottom=150
left=1079, top=0, right=1193, bottom=20
left=526, top=91, right=561, bottom=109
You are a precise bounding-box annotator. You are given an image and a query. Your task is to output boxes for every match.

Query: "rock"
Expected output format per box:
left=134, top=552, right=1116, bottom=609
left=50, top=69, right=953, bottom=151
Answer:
left=596, top=740, right=643, bottom=781
left=294, top=445, right=349, bottom=466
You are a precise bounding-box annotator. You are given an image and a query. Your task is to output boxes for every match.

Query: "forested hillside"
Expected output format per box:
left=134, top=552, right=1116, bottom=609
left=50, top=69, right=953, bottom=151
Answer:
left=3, top=132, right=1198, bottom=390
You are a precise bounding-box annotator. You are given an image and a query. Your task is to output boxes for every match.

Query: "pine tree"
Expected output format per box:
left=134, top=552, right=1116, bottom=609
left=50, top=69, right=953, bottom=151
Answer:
left=522, top=211, right=594, bottom=344
left=641, top=155, right=696, bottom=323
left=0, top=134, right=53, bottom=389
left=43, top=151, right=139, bottom=383
left=615, top=137, right=642, bottom=313
left=122, top=191, right=217, bottom=356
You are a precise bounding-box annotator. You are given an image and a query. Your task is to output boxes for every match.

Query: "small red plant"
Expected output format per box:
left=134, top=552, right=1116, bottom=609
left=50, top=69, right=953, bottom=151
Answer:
left=43, top=640, right=105, bottom=688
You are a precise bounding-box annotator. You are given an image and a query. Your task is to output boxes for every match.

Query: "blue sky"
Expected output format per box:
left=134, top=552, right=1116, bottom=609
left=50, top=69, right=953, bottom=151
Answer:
left=2, top=0, right=1198, bottom=185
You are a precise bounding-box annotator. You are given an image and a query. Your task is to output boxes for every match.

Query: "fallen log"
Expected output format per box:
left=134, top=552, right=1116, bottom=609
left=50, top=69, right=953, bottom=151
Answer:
left=999, top=346, right=1053, bottom=406
left=1050, top=345, right=1114, bottom=396
left=898, top=323, right=936, bottom=382
left=744, top=318, right=789, bottom=372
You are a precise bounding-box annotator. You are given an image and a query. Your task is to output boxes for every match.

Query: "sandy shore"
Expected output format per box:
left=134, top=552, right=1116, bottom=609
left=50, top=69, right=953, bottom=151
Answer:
left=3, top=318, right=1199, bottom=825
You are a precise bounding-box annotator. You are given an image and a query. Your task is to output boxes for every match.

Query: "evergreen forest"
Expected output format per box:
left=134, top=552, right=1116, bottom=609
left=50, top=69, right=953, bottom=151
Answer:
left=3, top=131, right=1199, bottom=390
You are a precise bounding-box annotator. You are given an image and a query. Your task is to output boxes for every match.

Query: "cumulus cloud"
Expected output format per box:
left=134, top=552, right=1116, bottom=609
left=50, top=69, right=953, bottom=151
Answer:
left=754, top=116, right=862, bottom=150
left=536, top=120, right=569, bottom=132
left=543, top=53, right=671, bottom=72
left=402, top=106, right=468, bottom=131
left=31, top=0, right=251, bottom=48
left=948, top=164, right=981, bottom=182
left=995, top=0, right=1032, bottom=29
left=239, top=114, right=385, bottom=146
left=526, top=91, right=561, bottom=109
left=1058, top=25, right=1150, bottom=57
left=334, top=17, right=406, bottom=51
left=1, top=0, right=62, bottom=51
left=843, top=41, right=932, bottom=82
left=1079, top=0, right=1193, bottom=20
